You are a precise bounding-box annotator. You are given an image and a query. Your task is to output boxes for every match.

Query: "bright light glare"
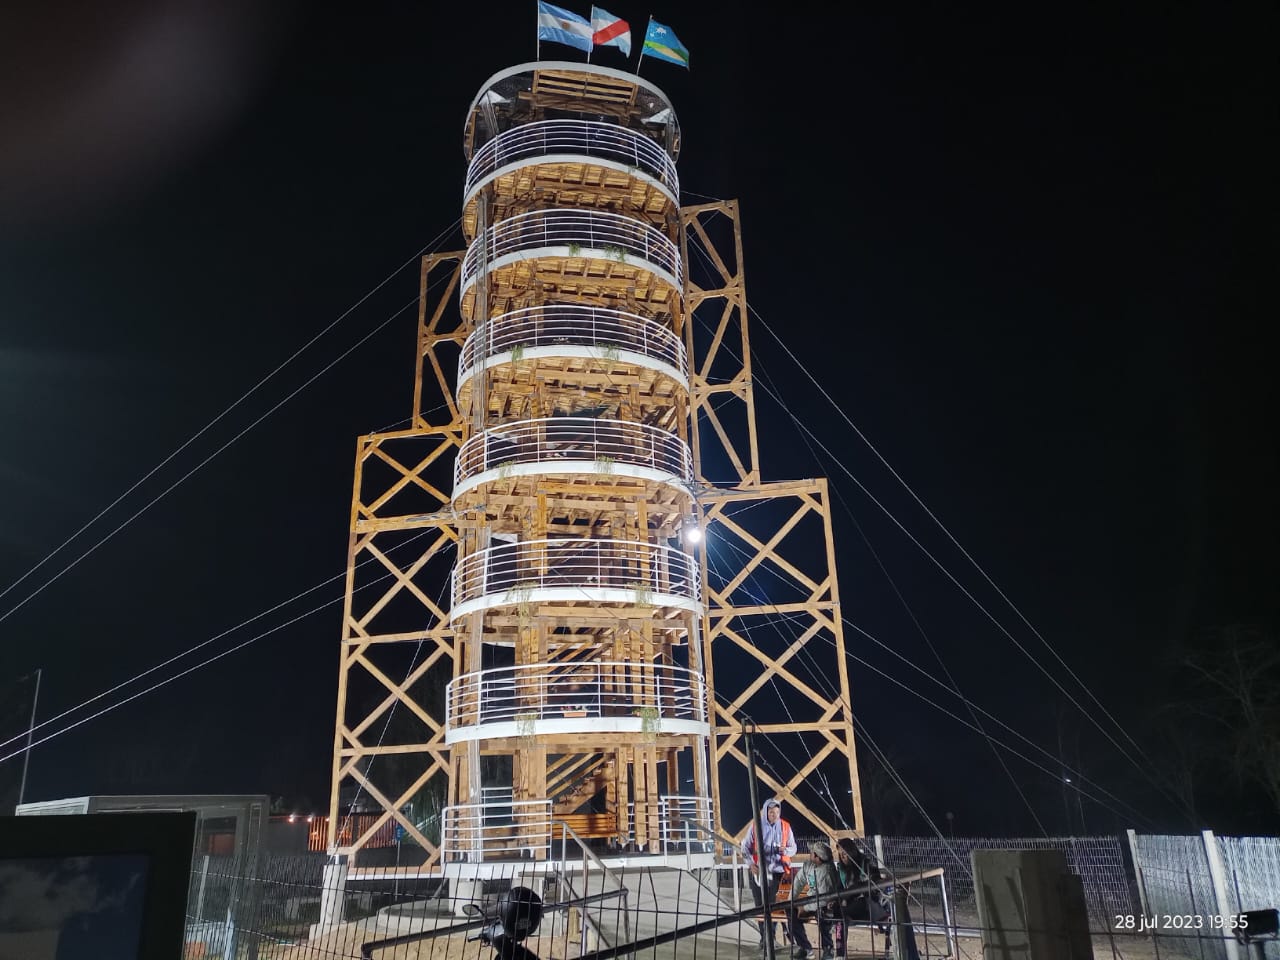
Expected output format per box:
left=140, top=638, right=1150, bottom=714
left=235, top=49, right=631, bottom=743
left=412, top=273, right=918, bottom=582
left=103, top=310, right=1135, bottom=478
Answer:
left=684, top=525, right=703, bottom=544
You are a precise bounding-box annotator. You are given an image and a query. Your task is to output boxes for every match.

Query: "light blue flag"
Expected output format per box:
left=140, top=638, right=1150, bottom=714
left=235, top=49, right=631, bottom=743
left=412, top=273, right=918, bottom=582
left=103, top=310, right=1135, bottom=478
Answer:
left=538, top=1, right=593, bottom=52
left=641, top=18, right=689, bottom=68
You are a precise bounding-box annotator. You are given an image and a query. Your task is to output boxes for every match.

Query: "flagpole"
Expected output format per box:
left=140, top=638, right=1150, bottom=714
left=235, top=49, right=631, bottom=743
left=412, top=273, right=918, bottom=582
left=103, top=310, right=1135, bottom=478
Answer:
left=535, top=0, right=540, bottom=60
left=634, top=17, right=649, bottom=76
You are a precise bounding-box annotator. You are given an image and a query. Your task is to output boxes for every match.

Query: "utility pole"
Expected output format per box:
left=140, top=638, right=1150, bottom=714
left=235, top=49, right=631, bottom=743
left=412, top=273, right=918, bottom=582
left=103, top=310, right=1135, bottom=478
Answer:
left=18, top=667, right=42, bottom=810
left=744, top=719, right=776, bottom=960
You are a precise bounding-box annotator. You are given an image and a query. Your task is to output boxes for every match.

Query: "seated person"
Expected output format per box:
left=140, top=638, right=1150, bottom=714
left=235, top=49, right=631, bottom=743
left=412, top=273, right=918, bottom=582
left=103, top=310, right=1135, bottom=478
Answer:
left=789, top=840, right=839, bottom=959
left=834, top=837, right=892, bottom=956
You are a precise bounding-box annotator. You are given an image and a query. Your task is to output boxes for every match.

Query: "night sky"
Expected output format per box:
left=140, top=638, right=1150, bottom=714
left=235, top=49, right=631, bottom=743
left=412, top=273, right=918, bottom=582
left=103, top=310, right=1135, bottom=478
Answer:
left=0, top=3, right=1274, bottom=837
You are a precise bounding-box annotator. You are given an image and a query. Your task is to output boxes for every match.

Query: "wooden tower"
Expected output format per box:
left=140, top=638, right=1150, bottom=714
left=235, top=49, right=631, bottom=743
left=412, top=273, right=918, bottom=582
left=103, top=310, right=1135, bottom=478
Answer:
left=326, top=62, right=863, bottom=870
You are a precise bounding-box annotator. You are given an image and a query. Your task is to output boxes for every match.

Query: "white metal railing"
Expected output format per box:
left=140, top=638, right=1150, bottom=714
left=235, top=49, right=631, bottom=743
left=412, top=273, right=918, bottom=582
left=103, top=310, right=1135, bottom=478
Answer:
left=441, top=798, right=552, bottom=863
left=625, top=796, right=715, bottom=854
left=658, top=796, right=715, bottom=853
left=451, top=538, right=700, bottom=613
left=454, top=417, right=692, bottom=491
left=446, top=661, right=708, bottom=731
left=461, top=209, right=682, bottom=295
left=457, top=304, right=687, bottom=386
left=465, top=119, right=678, bottom=202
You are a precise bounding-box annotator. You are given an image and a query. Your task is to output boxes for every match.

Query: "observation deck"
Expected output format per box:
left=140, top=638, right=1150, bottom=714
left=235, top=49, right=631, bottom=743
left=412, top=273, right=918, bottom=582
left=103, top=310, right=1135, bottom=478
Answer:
left=453, top=416, right=692, bottom=504
left=463, top=119, right=678, bottom=240
left=450, top=538, right=700, bottom=622
left=444, top=660, right=709, bottom=744
left=464, top=62, right=680, bottom=162
left=456, top=304, right=687, bottom=418
left=440, top=793, right=712, bottom=866
left=459, top=209, right=682, bottom=321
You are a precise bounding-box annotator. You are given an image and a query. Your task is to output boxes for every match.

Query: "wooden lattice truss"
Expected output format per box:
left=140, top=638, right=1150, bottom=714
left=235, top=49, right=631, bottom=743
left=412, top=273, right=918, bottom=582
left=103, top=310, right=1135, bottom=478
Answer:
left=326, top=252, right=467, bottom=863
left=684, top=200, right=865, bottom=838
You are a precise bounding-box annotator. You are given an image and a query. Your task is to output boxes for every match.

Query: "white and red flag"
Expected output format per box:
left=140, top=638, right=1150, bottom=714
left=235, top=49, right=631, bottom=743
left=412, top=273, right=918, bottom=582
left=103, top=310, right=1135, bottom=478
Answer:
left=590, top=6, right=631, bottom=57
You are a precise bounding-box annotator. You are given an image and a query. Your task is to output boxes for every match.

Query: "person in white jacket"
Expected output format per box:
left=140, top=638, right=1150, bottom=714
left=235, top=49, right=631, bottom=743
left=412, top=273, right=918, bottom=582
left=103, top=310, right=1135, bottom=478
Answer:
left=741, top=798, right=797, bottom=952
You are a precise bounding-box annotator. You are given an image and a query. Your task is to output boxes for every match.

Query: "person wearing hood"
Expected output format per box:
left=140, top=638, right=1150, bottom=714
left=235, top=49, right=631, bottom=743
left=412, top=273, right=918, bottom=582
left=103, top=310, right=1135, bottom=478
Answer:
left=741, top=798, right=797, bottom=952
left=834, top=836, right=892, bottom=957
left=788, top=840, right=839, bottom=959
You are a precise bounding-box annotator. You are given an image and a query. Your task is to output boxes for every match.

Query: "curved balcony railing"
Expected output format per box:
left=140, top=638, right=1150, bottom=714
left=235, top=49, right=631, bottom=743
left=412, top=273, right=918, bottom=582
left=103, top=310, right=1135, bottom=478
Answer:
left=440, top=792, right=714, bottom=862
left=450, top=538, right=700, bottom=620
left=465, top=120, right=679, bottom=205
left=457, top=305, right=687, bottom=389
left=445, top=661, right=708, bottom=743
left=454, top=417, right=692, bottom=497
left=460, top=209, right=682, bottom=301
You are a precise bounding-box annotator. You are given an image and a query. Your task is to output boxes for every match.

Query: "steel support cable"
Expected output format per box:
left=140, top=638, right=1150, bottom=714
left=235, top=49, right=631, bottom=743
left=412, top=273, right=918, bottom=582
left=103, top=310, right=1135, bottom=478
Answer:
left=702, top=536, right=871, bottom=832
left=767, top=408, right=1187, bottom=817
left=708, top=682, right=844, bottom=830
left=0, top=523, right=450, bottom=756
left=0, top=292, right=424, bottom=629
left=0, top=220, right=462, bottom=623
left=745, top=301, right=1152, bottom=767
left=853, top=711, right=975, bottom=880
left=0, top=533, right=455, bottom=766
left=710, top=530, right=1158, bottom=830
left=708, top=565, right=1053, bottom=834
left=700, top=544, right=835, bottom=823
left=707, top=539, right=876, bottom=834
left=739, top=353, right=1050, bottom=837
left=683, top=238, right=1162, bottom=794
left=686, top=303, right=1178, bottom=814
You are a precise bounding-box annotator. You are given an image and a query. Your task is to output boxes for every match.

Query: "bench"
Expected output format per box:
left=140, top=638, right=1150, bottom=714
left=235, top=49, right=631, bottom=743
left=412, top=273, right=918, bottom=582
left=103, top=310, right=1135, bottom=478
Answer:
left=557, top=813, right=620, bottom=839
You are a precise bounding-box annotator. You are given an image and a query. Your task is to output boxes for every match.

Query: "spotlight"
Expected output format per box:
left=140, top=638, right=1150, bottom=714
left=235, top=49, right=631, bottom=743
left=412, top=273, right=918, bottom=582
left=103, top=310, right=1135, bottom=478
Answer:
left=681, top=517, right=703, bottom=545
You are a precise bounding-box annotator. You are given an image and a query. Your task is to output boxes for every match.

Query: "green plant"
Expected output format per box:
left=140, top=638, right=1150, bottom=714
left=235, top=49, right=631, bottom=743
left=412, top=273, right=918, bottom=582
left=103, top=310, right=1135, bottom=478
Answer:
left=637, top=704, right=660, bottom=741
left=593, top=455, right=616, bottom=475
left=509, top=343, right=526, bottom=362
left=515, top=712, right=538, bottom=739
left=507, top=579, right=539, bottom=619
left=633, top=583, right=654, bottom=609
left=601, top=244, right=627, bottom=263
left=567, top=241, right=582, bottom=256
left=496, top=459, right=518, bottom=480
left=600, top=344, right=621, bottom=362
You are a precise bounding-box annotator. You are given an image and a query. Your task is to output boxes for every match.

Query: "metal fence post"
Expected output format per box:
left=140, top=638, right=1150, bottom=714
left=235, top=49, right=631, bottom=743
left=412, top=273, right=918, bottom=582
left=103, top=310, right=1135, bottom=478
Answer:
left=1127, top=829, right=1151, bottom=918
left=193, top=854, right=210, bottom=925
left=1203, top=830, right=1241, bottom=960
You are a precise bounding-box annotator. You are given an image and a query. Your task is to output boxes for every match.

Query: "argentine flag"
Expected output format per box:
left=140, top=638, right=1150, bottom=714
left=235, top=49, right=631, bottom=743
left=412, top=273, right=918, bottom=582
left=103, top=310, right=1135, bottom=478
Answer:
left=537, top=1, right=593, bottom=52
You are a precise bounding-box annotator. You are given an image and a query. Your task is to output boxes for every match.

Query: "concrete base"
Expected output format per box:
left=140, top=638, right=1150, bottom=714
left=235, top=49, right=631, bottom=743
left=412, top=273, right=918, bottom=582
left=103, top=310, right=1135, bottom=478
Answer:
left=308, top=860, right=350, bottom=941
left=972, top=849, right=1092, bottom=960
left=452, top=876, right=483, bottom=917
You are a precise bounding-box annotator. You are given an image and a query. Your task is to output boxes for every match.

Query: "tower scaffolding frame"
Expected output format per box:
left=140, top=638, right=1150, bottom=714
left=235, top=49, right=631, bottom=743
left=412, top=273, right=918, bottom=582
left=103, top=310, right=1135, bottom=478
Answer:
left=326, top=66, right=864, bottom=871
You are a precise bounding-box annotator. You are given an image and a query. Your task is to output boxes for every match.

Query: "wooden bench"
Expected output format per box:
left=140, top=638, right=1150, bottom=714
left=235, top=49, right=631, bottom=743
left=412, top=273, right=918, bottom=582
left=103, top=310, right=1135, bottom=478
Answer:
left=557, top=812, right=619, bottom=839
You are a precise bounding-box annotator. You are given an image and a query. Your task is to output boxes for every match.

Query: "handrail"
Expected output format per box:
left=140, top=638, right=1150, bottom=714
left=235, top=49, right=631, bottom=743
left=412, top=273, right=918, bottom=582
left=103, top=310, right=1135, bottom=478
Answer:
left=446, top=661, right=708, bottom=731
left=454, top=417, right=692, bottom=491
left=461, top=209, right=682, bottom=297
left=440, top=798, right=552, bottom=863
left=465, top=119, right=678, bottom=202
left=451, top=538, right=700, bottom=613
left=554, top=818, right=633, bottom=952
left=457, top=304, right=687, bottom=387
left=358, top=886, right=629, bottom=959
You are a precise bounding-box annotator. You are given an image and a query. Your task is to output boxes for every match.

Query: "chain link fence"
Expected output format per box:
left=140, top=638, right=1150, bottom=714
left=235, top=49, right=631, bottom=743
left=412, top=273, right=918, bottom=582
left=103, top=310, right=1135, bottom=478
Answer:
left=178, top=832, right=1280, bottom=959
left=873, top=834, right=1136, bottom=932
left=1134, top=834, right=1280, bottom=960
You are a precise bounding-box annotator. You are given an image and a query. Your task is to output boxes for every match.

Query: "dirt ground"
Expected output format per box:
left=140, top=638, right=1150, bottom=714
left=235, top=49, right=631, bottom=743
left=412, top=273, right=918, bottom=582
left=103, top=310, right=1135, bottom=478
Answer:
left=274, top=917, right=1179, bottom=960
